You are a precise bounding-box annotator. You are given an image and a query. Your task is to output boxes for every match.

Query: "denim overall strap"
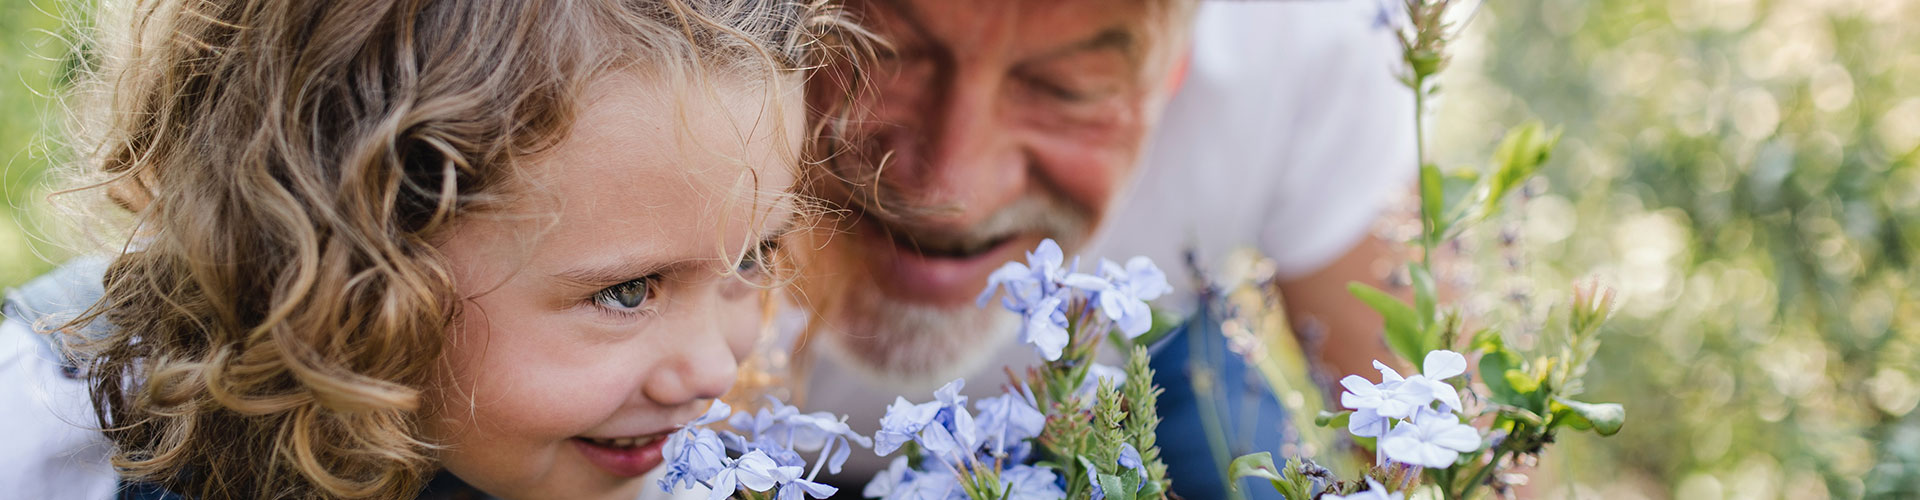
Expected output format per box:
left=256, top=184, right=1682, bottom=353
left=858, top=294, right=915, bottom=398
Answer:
left=1148, top=295, right=1291, bottom=500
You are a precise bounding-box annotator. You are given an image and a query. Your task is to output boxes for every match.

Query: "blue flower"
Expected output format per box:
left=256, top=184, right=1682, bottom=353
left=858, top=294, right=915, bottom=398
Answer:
left=978, top=239, right=1069, bottom=312
left=863, top=456, right=915, bottom=499
left=785, top=412, right=873, bottom=474
left=660, top=427, right=728, bottom=492
left=776, top=478, right=839, bottom=500
left=729, top=396, right=800, bottom=442
left=874, top=396, right=943, bottom=455
left=887, top=471, right=966, bottom=500
left=1022, top=295, right=1072, bottom=361
left=660, top=401, right=735, bottom=492
left=874, top=379, right=976, bottom=459
left=973, top=392, right=1046, bottom=456
left=1094, top=257, right=1172, bottom=338
left=1000, top=464, right=1067, bottom=500
left=706, top=450, right=802, bottom=500
left=1117, top=443, right=1143, bottom=472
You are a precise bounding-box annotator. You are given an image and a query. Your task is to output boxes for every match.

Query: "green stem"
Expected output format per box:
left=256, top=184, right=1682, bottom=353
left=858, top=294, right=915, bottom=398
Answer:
left=1413, top=73, right=1434, bottom=265
left=1456, top=446, right=1511, bottom=500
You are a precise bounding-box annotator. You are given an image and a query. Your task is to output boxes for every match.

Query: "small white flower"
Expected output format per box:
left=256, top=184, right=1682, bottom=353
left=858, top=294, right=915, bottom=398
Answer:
left=1379, top=408, right=1482, bottom=468
left=1341, top=362, right=1433, bottom=419
left=1322, top=478, right=1404, bottom=500
left=1409, top=350, right=1467, bottom=413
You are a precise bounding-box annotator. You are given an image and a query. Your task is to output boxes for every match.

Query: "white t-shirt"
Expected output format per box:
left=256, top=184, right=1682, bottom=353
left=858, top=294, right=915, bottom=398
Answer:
left=802, top=0, right=1415, bottom=480
left=0, top=318, right=119, bottom=500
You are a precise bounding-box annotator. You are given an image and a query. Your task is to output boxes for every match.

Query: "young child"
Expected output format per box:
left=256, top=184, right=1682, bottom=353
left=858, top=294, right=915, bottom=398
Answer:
left=0, top=0, right=859, bottom=498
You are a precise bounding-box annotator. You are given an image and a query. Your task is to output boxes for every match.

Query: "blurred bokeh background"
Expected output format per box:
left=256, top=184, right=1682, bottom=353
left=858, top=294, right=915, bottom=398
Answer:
left=1420, top=0, right=1918, bottom=498
left=1, top=0, right=1915, bottom=498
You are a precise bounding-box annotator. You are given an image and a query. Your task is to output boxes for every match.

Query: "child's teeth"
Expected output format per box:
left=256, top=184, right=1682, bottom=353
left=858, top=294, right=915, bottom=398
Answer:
left=588, top=435, right=657, bottom=448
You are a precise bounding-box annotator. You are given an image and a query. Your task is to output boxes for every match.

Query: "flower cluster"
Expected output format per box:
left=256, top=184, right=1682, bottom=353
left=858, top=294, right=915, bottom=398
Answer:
left=979, top=239, right=1171, bottom=360
left=864, top=379, right=1063, bottom=500
left=1339, top=350, right=1481, bottom=469
left=667, top=239, right=1174, bottom=500
left=661, top=399, right=870, bottom=500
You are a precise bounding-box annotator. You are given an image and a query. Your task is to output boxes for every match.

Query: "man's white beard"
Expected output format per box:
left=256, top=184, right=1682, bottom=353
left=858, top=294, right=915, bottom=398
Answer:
left=819, top=285, right=1022, bottom=388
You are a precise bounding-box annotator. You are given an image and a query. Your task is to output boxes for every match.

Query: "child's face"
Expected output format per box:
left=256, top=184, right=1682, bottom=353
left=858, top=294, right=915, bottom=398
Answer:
left=426, top=72, right=800, bottom=500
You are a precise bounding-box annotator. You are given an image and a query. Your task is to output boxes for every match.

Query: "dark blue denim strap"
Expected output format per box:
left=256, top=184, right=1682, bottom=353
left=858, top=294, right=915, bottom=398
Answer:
left=1150, top=298, right=1291, bottom=500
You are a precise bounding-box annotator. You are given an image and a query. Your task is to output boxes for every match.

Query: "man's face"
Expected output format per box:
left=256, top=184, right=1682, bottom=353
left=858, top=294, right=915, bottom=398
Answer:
left=807, top=0, right=1189, bottom=375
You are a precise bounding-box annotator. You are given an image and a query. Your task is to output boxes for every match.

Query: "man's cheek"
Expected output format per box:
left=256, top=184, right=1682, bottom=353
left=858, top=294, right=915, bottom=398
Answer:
left=1026, top=122, right=1148, bottom=214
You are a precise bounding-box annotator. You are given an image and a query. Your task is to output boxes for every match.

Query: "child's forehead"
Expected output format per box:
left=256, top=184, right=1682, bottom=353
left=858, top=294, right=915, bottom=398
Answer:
left=488, top=70, right=802, bottom=260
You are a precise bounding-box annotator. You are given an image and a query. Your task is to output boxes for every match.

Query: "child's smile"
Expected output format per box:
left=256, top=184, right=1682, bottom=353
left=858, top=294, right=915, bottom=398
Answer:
left=427, top=71, right=802, bottom=500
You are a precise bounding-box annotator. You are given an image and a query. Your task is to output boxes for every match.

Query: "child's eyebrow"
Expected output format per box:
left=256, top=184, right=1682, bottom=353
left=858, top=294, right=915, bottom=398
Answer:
left=757, top=217, right=799, bottom=243
left=553, top=259, right=687, bottom=287
left=551, top=218, right=795, bottom=287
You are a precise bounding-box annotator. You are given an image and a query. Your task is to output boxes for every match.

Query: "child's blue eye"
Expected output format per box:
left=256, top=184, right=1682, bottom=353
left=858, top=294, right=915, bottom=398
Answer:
left=738, top=239, right=780, bottom=277
left=594, top=277, right=655, bottom=311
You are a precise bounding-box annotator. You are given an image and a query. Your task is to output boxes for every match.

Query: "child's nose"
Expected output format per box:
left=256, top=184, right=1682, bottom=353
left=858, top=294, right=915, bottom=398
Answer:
left=643, top=320, right=740, bottom=406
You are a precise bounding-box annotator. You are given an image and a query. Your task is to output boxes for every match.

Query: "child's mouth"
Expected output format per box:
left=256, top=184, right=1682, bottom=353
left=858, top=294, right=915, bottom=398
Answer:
left=571, top=431, right=671, bottom=478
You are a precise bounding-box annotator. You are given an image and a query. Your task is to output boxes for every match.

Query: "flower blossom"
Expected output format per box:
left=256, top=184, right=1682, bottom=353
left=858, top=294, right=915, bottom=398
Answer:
left=874, top=379, right=978, bottom=460
left=978, top=239, right=1110, bottom=361
left=1323, top=478, right=1405, bottom=500
left=978, top=239, right=1069, bottom=312
left=1001, top=464, right=1067, bottom=500
left=1094, top=257, right=1172, bottom=338
left=661, top=401, right=734, bottom=491
left=974, top=392, right=1046, bottom=456
left=1378, top=407, right=1481, bottom=468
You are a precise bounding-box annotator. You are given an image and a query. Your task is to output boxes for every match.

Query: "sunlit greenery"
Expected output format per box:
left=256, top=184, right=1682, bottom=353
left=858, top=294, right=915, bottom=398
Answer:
left=0, top=0, right=77, bottom=287
left=2, top=0, right=1915, bottom=498
left=1424, top=0, right=1919, bottom=498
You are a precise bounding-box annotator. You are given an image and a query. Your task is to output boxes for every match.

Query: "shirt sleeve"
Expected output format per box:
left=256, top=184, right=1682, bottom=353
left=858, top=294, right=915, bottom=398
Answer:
left=1250, top=3, right=1418, bottom=279
left=0, top=318, right=119, bottom=500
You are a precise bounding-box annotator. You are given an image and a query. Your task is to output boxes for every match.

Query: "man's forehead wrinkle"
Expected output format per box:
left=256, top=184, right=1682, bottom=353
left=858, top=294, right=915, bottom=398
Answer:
left=1032, top=27, right=1140, bottom=64
left=884, top=1, right=1146, bottom=68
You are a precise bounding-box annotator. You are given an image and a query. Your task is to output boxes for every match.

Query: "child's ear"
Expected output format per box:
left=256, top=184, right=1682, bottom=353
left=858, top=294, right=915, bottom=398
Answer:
left=107, top=170, right=157, bottom=213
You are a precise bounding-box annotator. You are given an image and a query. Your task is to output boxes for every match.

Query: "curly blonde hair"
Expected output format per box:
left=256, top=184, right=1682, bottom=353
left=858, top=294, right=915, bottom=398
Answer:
left=54, top=0, right=864, bottom=498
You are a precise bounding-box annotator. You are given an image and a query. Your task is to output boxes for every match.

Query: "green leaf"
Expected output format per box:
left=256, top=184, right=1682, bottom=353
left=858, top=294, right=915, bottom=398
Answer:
left=1420, top=162, right=1446, bottom=238
left=1476, top=334, right=1525, bottom=407
left=1553, top=398, right=1626, bottom=436
left=1505, top=369, right=1541, bottom=394
left=1228, top=452, right=1282, bottom=484
left=1348, top=281, right=1427, bottom=363
left=1410, top=266, right=1438, bottom=325
left=1482, top=121, right=1562, bottom=218
left=1098, top=474, right=1134, bottom=500
left=1315, top=410, right=1353, bottom=429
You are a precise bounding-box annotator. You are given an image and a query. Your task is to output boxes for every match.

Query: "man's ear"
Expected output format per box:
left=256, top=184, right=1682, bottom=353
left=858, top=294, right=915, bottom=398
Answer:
left=1164, top=48, right=1192, bottom=96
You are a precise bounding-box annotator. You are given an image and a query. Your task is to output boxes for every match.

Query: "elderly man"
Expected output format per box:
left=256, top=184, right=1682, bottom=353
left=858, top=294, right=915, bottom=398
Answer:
left=795, top=0, right=1414, bottom=497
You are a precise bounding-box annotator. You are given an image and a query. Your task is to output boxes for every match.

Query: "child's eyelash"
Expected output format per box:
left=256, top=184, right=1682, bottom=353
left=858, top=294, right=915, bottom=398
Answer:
left=590, top=275, right=661, bottom=319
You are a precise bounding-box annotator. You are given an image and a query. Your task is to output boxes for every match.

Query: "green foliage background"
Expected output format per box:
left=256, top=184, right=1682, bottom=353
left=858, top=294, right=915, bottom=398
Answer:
left=0, top=0, right=1915, bottom=499
left=0, top=0, right=76, bottom=287
left=1417, top=0, right=1919, bottom=498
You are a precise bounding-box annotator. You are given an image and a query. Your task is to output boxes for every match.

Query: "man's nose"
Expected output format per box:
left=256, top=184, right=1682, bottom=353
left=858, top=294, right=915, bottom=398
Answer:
left=906, top=69, right=1027, bottom=228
